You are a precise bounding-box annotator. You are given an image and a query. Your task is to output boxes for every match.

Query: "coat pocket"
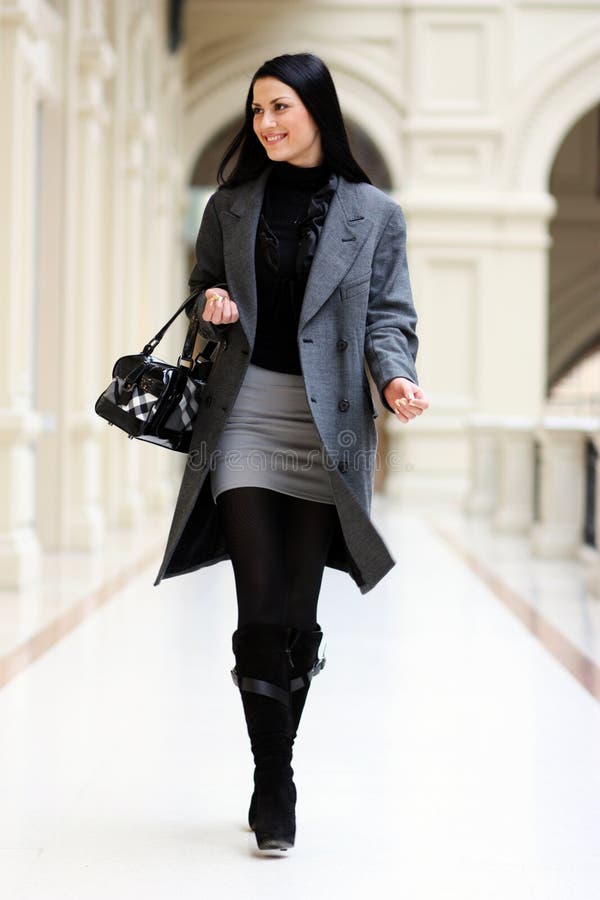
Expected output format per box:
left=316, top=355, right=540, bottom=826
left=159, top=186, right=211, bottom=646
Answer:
left=341, top=274, right=371, bottom=300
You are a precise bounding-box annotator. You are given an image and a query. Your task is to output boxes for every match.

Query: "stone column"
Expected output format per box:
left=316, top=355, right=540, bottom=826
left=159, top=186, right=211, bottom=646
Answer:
left=144, top=161, right=182, bottom=513
left=0, top=1, right=44, bottom=587
left=101, top=12, right=186, bottom=527
left=531, top=417, right=596, bottom=557
left=62, top=3, right=114, bottom=549
left=113, top=110, right=152, bottom=526
left=493, top=416, right=537, bottom=533
left=463, top=414, right=501, bottom=516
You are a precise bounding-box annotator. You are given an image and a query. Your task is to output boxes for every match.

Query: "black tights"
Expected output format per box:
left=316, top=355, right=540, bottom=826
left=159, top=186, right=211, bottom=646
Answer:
left=216, top=487, right=338, bottom=629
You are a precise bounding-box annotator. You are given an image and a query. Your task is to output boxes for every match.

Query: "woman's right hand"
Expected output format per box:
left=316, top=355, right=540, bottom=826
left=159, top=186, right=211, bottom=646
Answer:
left=202, top=288, right=239, bottom=325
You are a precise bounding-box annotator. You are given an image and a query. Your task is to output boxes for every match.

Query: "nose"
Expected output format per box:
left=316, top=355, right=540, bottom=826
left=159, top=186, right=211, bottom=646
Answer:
left=262, top=108, right=277, bottom=129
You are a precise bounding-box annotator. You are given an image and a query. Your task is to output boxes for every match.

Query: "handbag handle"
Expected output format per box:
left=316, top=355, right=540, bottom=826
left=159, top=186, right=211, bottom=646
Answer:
left=178, top=313, right=218, bottom=368
left=140, top=286, right=220, bottom=371
left=142, top=287, right=202, bottom=356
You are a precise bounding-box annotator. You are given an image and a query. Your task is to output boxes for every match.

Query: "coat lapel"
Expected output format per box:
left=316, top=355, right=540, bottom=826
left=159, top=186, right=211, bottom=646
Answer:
left=219, top=168, right=270, bottom=348
left=219, top=170, right=373, bottom=346
left=299, top=178, right=373, bottom=332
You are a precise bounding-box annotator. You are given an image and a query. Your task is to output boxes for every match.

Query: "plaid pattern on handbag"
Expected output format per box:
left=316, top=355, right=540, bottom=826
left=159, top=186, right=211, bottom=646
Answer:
left=164, top=372, right=201, bottom=432
left=118, top=378, right=164, bottom=422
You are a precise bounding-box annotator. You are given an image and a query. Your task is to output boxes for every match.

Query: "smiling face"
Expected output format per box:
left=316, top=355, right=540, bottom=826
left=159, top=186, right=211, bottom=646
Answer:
left=251, top=76, right=324, bottom=168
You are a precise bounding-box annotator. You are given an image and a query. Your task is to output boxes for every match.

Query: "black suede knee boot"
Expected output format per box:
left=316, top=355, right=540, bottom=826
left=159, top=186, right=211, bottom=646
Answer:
left=232, top=623, right=297, bottom=851
left=246, top=624, right=325, bottom=836
left=289, top=624, right=326, bottom=736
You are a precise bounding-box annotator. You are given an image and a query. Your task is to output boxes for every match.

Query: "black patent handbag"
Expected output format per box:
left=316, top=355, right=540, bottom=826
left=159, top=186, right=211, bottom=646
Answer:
left=94, top=289, right=218, bottom=453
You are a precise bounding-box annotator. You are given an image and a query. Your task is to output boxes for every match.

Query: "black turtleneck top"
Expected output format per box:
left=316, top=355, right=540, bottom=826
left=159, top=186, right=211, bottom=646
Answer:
left=250, top=160, right=332, bottom=374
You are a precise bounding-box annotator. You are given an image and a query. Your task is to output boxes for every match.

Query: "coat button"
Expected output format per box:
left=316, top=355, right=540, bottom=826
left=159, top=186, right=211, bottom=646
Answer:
left=338, top=399, right=350, bottom=412
left=336, top=339, right=348, bottom=351
left=338, top=461, right=349, bottom=473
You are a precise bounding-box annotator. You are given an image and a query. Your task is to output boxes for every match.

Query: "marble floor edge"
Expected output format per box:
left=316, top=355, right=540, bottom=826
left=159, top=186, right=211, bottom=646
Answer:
left=0, top=540, right=165, bottom=693
left=429, top=512, right=600, bottom=703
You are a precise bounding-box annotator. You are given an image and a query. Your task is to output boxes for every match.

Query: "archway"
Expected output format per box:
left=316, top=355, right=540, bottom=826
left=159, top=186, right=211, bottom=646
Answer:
left=501, top=24, right=600, bottom=415
left=189, top=117, right=392, bottom=191
left=182, top=40, right=404, bottom=189
left=505, top=25, right=600, bottom=193
left=547, top=104, right=600, bottom=392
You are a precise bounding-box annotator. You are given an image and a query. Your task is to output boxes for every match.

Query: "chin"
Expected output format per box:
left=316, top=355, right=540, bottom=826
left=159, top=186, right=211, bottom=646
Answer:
left=263, top=140, right=292, bottom=157
left=266, top=147, right=291, bottom=160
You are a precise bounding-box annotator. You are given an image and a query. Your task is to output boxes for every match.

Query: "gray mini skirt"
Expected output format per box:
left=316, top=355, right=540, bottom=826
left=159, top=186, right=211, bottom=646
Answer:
left=210, top=362, right=335, bottom=505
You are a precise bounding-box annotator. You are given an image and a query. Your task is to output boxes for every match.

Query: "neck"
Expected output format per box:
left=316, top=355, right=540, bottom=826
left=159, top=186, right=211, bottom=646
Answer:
left=269, top=160, right=331, bottom=185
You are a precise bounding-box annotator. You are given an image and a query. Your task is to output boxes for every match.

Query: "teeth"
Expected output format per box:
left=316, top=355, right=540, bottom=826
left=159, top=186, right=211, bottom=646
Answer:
left=265, top=135, right=286, bottom=142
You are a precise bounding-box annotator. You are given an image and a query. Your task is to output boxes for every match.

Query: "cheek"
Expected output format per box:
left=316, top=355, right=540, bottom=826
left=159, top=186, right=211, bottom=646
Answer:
left=299, top=111, right=318, bottom=141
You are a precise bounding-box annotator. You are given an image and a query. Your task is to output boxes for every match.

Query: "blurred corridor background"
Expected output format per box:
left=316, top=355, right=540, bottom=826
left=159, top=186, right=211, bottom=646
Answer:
left=1, top=1, right=600, bottom=895
left=1, top=0, right=600, bottom=592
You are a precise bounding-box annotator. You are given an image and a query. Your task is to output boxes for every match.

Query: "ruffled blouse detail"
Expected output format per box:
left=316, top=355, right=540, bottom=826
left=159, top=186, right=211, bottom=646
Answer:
left=257, top=171, right=338, bottom=280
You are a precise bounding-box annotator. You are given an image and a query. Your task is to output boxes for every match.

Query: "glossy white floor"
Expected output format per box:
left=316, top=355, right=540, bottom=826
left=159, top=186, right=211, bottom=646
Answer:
left=1, top=498, right=600, bottom=899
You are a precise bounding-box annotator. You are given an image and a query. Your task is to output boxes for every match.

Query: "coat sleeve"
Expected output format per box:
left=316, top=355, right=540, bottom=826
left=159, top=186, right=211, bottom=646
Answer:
left=364, top=204, right=419, bottom=413
left=186, top=192, right=232, bottom=343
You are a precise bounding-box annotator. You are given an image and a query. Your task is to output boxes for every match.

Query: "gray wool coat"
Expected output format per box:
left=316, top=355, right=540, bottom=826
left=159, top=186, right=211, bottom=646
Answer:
left=153, top=166, right=419, bottom=594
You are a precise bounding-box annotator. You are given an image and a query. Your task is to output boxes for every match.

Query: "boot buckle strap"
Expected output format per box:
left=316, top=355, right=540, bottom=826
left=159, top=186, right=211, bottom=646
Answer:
left=290, top=654, right=326, bottom=693
left=230, top=667, right=291, bottom=707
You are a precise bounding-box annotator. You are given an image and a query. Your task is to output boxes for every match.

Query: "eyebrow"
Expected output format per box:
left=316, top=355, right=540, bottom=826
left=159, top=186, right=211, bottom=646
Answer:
left=251, top=96, right=293, bottom=106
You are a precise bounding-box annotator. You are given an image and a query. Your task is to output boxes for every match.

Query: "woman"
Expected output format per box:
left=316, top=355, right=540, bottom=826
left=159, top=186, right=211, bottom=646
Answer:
left=154, top=52, right=429, bottom=851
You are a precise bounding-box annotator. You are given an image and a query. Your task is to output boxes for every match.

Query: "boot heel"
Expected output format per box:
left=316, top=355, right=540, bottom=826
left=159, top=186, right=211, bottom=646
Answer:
left=256, top=835, right=294, bottom=851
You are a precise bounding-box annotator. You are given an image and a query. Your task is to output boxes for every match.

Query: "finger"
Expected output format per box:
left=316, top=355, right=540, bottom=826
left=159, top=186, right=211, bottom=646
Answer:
left=393, top=404, right=411, bottom=422
left=394, top=398, right=417, bottom=419
left=206, top=288, right=229, bottom=301
left=202, top=290, right=220, bottom=321
left=217, top=298, right=231, bottom=324
left=220, top=298, right=238, bottom=324
left=210, top=295, right=225, bottom=325
left=223, top=301, right=239, bottom=323
left=399, top=382, right=416, bottom=401
left=407, top=398, right=428, bottom=410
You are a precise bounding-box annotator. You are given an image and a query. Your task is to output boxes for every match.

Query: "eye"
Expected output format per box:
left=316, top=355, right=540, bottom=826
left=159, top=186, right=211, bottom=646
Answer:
left=274, top=103, right=287, bottom=111
left=251, top=108, right=262, bottom=116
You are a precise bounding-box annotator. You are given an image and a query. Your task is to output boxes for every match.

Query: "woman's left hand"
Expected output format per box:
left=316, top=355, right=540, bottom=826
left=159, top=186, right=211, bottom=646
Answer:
left=383, top=377, right=429, bottom=424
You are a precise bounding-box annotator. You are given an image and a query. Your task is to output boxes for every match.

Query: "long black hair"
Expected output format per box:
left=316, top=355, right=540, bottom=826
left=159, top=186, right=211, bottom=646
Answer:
left=216, top=53, right=371, bottom=188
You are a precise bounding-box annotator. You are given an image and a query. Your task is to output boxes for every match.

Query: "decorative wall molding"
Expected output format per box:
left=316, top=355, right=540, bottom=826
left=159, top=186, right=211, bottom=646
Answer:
left=505, top=23, right=600, bottom=191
